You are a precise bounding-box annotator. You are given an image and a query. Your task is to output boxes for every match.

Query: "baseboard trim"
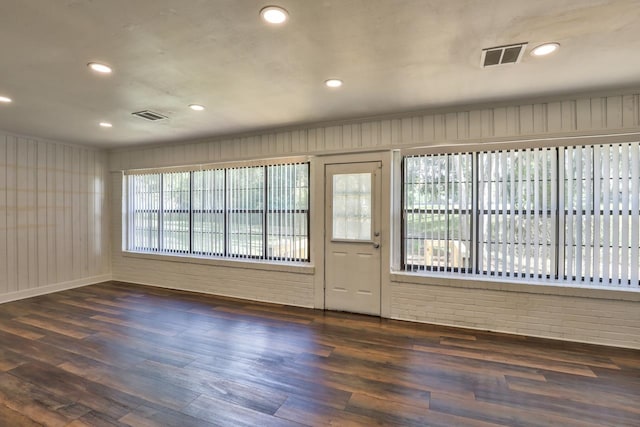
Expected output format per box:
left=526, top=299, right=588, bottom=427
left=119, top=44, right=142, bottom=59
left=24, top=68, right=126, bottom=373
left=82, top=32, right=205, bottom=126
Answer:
left=0, top=274, right=113, bottom=304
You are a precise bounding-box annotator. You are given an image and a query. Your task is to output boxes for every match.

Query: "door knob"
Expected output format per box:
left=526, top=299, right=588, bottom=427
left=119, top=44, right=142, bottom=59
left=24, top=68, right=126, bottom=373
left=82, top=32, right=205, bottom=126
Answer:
left=373, top=242, right=380, bottom=249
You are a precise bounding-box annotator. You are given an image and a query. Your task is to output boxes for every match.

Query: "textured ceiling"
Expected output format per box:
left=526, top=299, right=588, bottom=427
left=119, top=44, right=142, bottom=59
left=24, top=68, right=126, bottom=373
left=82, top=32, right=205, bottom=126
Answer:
left=1, top=0, right=639, bottom=148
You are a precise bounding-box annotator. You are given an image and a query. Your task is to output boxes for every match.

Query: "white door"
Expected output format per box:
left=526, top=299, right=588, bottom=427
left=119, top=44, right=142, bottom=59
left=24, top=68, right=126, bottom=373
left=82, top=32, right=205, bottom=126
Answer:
left=325, top=162, right=381, bottom=315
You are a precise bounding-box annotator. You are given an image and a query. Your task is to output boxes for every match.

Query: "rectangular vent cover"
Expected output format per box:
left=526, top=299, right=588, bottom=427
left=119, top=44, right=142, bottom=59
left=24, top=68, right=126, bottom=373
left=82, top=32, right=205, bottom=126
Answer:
left=132, top=110, right=168, bottom=121
left=481, top=43, right=528, bottom=68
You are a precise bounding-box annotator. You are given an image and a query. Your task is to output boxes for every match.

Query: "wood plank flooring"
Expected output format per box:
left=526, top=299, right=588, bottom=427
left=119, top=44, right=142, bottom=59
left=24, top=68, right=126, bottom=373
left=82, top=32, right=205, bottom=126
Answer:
left=0, top=281, right=638, bottom=426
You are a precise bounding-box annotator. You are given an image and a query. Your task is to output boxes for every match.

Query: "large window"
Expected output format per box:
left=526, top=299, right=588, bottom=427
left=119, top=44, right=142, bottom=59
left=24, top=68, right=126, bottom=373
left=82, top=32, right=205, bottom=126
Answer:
left=403, top=142, right=640, bottom=288
left=126, top=162, right=309, bottom=262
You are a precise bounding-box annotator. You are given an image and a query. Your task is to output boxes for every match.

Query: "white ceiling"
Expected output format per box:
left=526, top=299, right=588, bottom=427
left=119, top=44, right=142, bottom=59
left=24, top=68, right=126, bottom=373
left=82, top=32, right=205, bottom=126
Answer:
left=1, top=0, right=639, bottom=148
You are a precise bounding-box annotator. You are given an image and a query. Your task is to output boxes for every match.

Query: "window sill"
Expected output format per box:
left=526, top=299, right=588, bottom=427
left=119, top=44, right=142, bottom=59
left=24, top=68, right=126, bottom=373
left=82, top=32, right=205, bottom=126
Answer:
left=121, top=251, right=315, bottom=275
left=390, top=271, right=640, bottom=302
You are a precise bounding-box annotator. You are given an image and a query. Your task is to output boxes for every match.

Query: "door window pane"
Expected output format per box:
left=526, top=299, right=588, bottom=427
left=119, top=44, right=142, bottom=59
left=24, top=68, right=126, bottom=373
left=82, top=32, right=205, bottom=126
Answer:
left=332, top=173, right=372, bottom=240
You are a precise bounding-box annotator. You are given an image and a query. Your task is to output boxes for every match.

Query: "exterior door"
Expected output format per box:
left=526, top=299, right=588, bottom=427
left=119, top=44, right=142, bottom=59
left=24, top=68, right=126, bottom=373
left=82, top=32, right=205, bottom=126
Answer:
left=325, top=162, right=381, bottom=315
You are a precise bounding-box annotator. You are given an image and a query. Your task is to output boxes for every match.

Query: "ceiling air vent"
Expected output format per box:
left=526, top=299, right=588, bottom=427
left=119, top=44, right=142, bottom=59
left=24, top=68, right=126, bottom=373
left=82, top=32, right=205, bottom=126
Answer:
left=132, top=110, right=168, bottom=121
left=481, top=42, right=528, bottom=68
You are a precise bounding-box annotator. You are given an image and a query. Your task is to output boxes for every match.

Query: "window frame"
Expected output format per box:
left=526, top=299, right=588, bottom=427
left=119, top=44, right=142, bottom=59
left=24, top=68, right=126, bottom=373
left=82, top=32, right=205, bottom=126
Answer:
left=401, top=140, right=640, bottom=289
left=124, top=159, right=311, bottom=264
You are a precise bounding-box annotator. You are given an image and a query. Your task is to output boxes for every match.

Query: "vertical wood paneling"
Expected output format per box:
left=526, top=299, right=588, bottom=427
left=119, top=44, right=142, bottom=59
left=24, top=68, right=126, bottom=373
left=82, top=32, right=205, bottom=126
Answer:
left=493, top=107, right=508, bottom=137
left=16, top=138, right=28, bottom=290
left=391, top=119, right=402, bottom=145
left=47, top=143, right=56, bottom=283
left=561, top=100, right=576, bottom=132
left=622, top=95, right=638, bottom=128
left=55, top=145, right=65, bottom=282
left=27, top=140, right=38, bottom=288
left=607, top=96, right=623, bottom=129
left=547, top=102, right=562, bottom=132
left=400, top=118, right=412, bottom=144
left=481, top=109, right=493, bottom=137
left=108, top=91, right=640, bottom=172
left=434, top=114, right=446, bottom=140
left=518, top=104, right=533, bottom=134
left=457, top=111, right=470, bottom=140
left=506, top=107, right=520, bottom=136
left=292, top=130, right=307, bottom=153
left=381, top=120, right=392, bottom=146
left=0, top=135, right=7, bottom=294
left=468, top=110, right=483, bottom=139
left=37, top=142, right=48, bottom=287
left=6, top=136, right=17, bottom=293
left=576, top=98, right=592, bottom=130
left=533, top=103, right=547, bottom=134
left=0, top=131, right=110, bottom=299
left=423, top=114, right=435, bottom=142
left=445, top=113, right=458, bottom=140
left=411, top=117, right=423, bottom=143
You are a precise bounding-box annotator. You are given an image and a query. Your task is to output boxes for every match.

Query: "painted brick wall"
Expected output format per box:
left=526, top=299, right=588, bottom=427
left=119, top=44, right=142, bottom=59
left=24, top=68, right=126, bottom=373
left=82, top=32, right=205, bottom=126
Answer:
left=390, top=281, right=640, bottom=349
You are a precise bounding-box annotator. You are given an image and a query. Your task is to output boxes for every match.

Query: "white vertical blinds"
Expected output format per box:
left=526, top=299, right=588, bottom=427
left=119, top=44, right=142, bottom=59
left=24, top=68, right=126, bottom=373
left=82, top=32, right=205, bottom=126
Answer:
left=127, top=162, right=309, bottom=262
left=267, top=163, right=309, bottom=261
left=403, top=154, right=473, bottom=272
left=564, top=143, right=640, bottom=286
left=477, top=148, right=555, bottom=278
left=129, top=174, right=160, bottom=252
left=192, top=169, right=225, bottom=255
left=162, top=172, right=190, bottom=253
left=403, top=142, right=640, bottom=288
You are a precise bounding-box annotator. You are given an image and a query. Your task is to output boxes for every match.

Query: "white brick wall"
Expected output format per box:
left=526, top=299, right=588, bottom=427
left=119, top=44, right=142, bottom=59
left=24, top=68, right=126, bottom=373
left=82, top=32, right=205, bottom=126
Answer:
left=389, top=281, right=640, bottom=349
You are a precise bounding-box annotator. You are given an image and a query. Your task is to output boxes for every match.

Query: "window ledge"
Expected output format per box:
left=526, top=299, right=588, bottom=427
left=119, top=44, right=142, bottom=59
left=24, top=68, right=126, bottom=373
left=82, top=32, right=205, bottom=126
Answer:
left=390, top=271, right=640, bottom=302
left=122, top=251, right=315, bottom=275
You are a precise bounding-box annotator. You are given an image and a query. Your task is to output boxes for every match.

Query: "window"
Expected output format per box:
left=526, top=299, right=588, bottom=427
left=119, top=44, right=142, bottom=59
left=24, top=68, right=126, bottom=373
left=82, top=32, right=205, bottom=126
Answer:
left=477, top=148, right=556, bottom=278
left=332, top=173, right=372, bottom=240
left=403, top=154, right=472, bottom=272
left=126, top=162, right=309, bottom=262
left=402, top=142, right=640, bottom=288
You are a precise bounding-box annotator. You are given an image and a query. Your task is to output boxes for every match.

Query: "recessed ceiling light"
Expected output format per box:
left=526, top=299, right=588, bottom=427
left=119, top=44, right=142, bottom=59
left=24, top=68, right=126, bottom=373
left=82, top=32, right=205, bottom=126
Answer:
left=189, top=104, right=205, bottom=111
left=99, top=122, right=113, bottom=128
left=88, top=62, right=113, bottom=74
left=325, top=79, right=343, bottom=88
left=260, top=6, right=289, bottom=24
left=531, top=43, right=560, bottom=57
left=0, top=96, right=12, bottom=103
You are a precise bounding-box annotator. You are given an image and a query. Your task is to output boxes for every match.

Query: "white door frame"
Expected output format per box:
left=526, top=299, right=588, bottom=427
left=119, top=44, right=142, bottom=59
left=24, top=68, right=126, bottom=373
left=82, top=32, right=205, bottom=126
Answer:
left=311, top=151, right=392, bottom=317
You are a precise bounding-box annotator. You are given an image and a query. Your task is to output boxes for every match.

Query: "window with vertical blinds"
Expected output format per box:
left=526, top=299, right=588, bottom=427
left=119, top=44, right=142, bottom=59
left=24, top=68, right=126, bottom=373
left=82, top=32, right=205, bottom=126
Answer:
left=126, top=162, right=309, bottom=263
left=402, top=142, right=640, bottom=289
left=403, top=154, right=473, bottom=272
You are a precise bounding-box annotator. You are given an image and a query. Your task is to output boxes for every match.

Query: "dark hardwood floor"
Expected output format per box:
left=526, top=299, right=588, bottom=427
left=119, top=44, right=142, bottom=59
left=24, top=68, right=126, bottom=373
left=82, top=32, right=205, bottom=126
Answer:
left=0, top=282, right=638, bottom=426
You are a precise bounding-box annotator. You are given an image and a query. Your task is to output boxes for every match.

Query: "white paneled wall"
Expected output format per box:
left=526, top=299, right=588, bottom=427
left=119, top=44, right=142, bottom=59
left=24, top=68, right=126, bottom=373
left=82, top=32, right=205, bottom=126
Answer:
left=110, top=93, right=640, bottom=171
left=109, top=90, right=640, bottom=349
left=0, top=132, right=110, bottom=303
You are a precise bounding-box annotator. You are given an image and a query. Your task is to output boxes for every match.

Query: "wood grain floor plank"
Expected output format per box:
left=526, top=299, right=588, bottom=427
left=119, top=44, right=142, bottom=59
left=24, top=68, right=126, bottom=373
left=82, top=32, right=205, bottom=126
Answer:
left=0, top=281, right=638, bottom=427
left=0, top=402, right=44, bottom=427
left=413, top=343, right=598, bottom=377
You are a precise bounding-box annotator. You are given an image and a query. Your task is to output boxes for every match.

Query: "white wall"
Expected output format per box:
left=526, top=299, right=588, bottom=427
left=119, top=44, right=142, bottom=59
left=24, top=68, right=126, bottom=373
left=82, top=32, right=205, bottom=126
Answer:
left=110, top=89, right=640, bottom=349
left=0, top=132, right=111, bottom=303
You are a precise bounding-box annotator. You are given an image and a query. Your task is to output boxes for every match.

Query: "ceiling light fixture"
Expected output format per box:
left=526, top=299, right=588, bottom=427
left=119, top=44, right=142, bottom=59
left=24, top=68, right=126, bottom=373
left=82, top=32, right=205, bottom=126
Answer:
left=325, top=79, right=343, bottom=88
left=531, top=43, right=560, bottom=57
left=88, top=62, right=113, bottom=74
left=99, top=122, right=113, bottom=128
left=260, top=6, right=289, bottom=24
left=0, top=96, right=12, bottom=103
left=189, top=104, right=205, bottom=111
